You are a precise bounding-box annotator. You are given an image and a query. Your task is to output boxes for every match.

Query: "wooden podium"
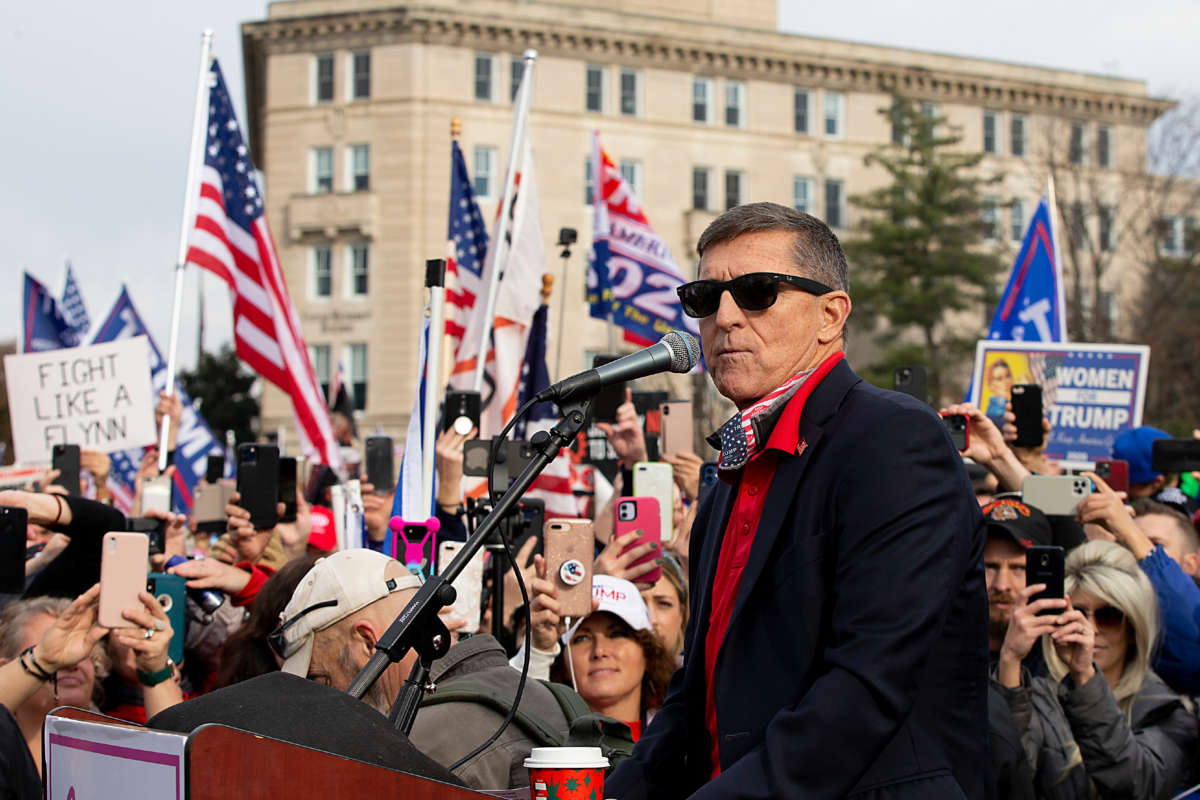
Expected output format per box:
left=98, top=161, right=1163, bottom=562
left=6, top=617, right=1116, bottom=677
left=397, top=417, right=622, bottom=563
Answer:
left=45, top=707, right=496, bottom=799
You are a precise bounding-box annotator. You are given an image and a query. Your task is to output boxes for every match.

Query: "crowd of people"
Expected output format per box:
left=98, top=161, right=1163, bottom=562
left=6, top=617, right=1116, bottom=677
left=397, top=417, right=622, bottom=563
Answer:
left=2, top=202, right=1200, bottom=799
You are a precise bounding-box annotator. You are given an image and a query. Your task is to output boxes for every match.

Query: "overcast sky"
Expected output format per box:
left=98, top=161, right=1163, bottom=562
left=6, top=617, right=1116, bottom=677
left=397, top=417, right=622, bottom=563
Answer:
left=3, top=0, right=1195, bottom=363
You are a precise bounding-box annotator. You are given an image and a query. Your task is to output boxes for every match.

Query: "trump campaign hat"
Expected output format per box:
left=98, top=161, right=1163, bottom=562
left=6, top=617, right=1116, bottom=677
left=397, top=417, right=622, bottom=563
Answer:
left=562, top=575, right=652, bottom=643
left=981, top=498, right=1052, bottom=550
left=272, top=549, right=420, bottom=677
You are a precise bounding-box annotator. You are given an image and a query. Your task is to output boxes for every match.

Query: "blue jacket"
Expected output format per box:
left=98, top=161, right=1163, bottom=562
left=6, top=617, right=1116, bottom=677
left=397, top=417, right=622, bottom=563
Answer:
left=1140, top=545, right=1200, bottom=694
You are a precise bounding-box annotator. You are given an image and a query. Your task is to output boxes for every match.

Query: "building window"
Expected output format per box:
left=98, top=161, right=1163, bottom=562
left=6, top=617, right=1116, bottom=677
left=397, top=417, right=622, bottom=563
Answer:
left=1069, top=122, right=1086, bottom=165
left=824, top=91, right=844, bottom=138
left=310, top=344, right=331, bottom=402
left=1097, top=125, right=1113, bottom=168
left=825, top=179, right=844, bottom=228
left=311, top=245, right=332, bottom=299
left=692, top=167, right=711, bottom=211
left=511, top=55, right=524, bottom=102
left=619, top=69, right=640, bottom=116
left=1160, top=217, right=1182, bottom=255
left=584, top=156, right=594, bottom=206
left=314, top=53, right=334, bottom=103
left=920, top=102, right=937, bottom=120
left=585, top=65, right=605, bottom=113
left=982, top=196, right=1000, bottom=242
left=793, top=88, right=809, bottom=134
left=1010, top=115, right=1027, bottom=158
left=311, top=147, right=333, bottom=194
left=619, top=159, right=641, bottom=200
left=346, top=144, right=370, bottom=192
left=983, top=111, right=999, bottom=154
left=350, top=51, right=370, bottom=100
left=347, top=343, right=368, bottom=411
left=347, top=243, right=369, bottom=298
left=792, top=176, right=812, bottom=214
left=725, top=80, right=744, bottom=127
left=692, top=77, right=712, bottom=124
left=890, top=99, right=905, bottom=145
left=1011, top=198, right=1026, bottom=244
left=1070, top=203, right=1087, bottom=245
left=1099, top=205, right=1114, bottom=252
left=473, top=146, right=497, bottom=200
left=725, top=170, right=743, bottom=210
left=474, top=53, right=494, bottom=102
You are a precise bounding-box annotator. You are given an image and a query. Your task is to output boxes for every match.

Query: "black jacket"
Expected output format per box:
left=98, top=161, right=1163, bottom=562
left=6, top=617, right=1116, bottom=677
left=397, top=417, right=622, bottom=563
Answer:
left=607, top=361, right=992, bottom=799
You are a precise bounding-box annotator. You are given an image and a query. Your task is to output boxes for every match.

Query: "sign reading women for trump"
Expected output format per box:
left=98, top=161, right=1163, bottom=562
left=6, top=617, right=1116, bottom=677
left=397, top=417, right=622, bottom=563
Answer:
left=969, top=341, right=1150, bottom=469
left=4, top=337, right=157, bottom=463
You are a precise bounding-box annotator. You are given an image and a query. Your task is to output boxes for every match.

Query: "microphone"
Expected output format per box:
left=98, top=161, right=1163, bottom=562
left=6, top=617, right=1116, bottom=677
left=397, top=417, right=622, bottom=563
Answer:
left=536, top=331, right=700, bottom=404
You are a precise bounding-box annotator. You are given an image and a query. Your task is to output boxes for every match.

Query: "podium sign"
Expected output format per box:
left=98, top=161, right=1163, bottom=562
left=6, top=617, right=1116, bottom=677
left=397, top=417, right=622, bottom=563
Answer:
left=44, top=714, right=186, bottom=799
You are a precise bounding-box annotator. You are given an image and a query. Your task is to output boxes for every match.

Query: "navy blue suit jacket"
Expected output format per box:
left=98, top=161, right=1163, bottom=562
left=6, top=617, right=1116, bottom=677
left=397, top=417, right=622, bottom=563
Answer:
left=606, top=361, right=991, bottom=799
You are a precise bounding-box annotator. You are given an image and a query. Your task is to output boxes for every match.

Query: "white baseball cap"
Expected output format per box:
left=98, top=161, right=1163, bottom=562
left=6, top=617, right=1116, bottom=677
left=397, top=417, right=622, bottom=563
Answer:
left=273, top=549, right=421, bottom=677
left=562, top=574, right=652, bottom=643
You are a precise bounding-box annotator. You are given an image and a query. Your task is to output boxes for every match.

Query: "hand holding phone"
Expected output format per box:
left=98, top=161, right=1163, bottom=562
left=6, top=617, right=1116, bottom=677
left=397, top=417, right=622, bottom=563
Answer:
left=1010, top=384, right=1044, bottom=448
left=633, top=462, right=674, bottom=543
left=51, top=444, right=81, bottom=496
left=940, top=413, right=970, bottom=452
left=544, top=518, right=595, bottom=618
left=1022, top=474, right=1093, bottom=516
left=612, top=497, right=663, bottom=585
left=99, top=532, right=150, bottom=628
left=1026, top=546, right=1065, bottom=616
left=236, top=443, right=279, bottom=530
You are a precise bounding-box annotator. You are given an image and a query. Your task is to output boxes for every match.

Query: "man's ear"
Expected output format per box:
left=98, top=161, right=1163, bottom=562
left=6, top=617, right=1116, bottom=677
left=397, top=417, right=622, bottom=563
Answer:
left=350, top=618, right=380, bottom=655
left=1182, top=552, right=1200, bottom=578
left=817, top=292, right=852, bottom=345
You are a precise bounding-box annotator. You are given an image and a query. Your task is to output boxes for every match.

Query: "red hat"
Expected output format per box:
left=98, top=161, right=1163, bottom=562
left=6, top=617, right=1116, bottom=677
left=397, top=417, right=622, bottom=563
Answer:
left=308, top=505, right=337, bottom=552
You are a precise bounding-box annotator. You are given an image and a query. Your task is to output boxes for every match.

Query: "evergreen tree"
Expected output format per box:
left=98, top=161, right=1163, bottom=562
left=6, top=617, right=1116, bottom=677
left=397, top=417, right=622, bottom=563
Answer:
left=843, top=97, right=1005, bottom=404
left=179, top=344, right=259, bottom=446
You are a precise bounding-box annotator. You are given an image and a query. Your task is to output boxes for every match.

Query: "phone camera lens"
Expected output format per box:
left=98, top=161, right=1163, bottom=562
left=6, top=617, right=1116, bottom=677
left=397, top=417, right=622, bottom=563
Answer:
left=1040, top=554, right=1050, bottom=566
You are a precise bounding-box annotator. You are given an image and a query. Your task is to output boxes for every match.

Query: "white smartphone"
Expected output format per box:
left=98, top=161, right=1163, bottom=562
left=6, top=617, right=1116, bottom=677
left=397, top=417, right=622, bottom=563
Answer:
left=633, top=461, right=674, bottom=542
left=438, top=541, right=486, bottom=634
left=141, top=475, right=172, bottom=515
left=1022, top=474, right=1094, bottom=516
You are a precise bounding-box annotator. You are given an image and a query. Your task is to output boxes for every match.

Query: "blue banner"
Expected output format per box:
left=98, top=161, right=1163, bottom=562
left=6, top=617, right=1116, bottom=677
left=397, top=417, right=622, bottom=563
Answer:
left=22, top=272, right=77, bottom=352
left=91, top=287, right=224, bottom=513
left=987, top=198, right=1066, bottom=343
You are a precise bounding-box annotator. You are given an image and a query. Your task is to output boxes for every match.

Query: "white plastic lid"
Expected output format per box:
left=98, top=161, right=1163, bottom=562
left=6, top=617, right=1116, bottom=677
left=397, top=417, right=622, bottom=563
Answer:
left=523, top=746, right=610, bottom=769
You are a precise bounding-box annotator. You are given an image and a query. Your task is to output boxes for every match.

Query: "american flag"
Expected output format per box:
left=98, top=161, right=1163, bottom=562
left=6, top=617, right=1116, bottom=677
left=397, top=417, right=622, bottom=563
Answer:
left=185, top=60, right=342, bottom=468
left=445, top=140, right=490, bottom=355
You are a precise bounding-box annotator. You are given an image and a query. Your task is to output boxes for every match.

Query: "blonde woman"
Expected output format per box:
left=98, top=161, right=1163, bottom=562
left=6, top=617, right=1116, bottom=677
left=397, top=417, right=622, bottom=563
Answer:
left=994, top=540, right=1197, bottom=799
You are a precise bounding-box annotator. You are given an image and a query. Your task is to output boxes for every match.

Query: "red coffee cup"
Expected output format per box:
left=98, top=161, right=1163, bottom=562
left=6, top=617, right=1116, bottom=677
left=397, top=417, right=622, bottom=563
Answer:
left=524, top=746, right=609, bottom=800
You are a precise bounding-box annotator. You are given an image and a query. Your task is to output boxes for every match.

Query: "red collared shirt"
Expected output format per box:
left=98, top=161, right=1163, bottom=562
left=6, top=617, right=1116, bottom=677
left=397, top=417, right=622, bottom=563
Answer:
left=703, top=352, right=842, bottom=777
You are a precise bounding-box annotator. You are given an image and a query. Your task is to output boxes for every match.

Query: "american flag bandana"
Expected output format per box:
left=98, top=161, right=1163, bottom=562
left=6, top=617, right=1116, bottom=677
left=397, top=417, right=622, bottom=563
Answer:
left=707, top=368, right=817, bottom=472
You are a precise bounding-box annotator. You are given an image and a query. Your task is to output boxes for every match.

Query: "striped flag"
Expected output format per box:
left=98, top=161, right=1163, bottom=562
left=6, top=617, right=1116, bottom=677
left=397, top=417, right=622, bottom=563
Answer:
left=445, top=141, right=490, bottom=356
left=185, top=60, right=342, bottom=468
left=60, top=263, right=90, bottom=343
left=390, top=312, right=435, bottom=558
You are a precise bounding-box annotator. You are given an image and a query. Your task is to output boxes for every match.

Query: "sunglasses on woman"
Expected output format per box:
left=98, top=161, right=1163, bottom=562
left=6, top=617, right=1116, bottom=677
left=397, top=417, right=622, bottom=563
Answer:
left=676, top=272, right=834, bottom=318
left=1079, top=604, right=1126, bottom=629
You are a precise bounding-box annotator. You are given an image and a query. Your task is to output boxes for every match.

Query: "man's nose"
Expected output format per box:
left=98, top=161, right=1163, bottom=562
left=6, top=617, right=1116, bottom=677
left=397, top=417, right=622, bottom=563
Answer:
left=713, top=287, right=744, bottom=328
left=993, top=565, right=1013, bottom=592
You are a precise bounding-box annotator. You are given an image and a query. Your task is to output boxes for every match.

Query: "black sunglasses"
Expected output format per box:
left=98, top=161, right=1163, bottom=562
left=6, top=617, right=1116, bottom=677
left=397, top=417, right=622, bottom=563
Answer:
left=676, top=272, right=834, bottom=318
left=1080, top=604, right=1126, bottom=630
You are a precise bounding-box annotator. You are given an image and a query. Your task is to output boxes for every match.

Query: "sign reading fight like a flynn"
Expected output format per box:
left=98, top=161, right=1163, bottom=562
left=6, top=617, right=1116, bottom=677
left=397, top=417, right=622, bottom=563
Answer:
left=4, top=338, right=157, bottom=463
left=92, top=287, right=224, bottom=513
left=969, top=340, right=1150, bottom=469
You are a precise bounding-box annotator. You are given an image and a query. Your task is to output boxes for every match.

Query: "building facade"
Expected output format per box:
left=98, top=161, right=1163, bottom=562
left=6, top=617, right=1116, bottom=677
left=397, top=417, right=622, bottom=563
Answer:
left=241, top=0, right=1174, bottom=445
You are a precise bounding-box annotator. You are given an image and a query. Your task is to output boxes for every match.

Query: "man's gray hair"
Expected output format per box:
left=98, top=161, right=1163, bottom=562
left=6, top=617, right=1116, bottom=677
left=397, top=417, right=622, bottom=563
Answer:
left=696, top=202, right=849, bottom=292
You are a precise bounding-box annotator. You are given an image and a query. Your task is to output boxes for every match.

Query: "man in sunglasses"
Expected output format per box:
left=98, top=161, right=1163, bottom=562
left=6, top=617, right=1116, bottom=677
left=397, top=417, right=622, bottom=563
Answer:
left=608, top=202, right=989, bottom=800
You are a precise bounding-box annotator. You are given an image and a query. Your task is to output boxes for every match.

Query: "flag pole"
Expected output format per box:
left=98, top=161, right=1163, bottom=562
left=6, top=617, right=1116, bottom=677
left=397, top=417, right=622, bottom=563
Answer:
left=1046, top=176, right=1069, bottom=342
left=158, top=29, right=214, bottom=471
left=471, top=49, right=538, bottom=392
left=422, top=259, right=446, bottom=514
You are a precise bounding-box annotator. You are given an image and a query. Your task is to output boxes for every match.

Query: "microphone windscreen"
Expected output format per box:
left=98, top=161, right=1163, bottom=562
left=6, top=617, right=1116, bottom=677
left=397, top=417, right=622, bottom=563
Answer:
left=662, top=331, right=701, bottom=373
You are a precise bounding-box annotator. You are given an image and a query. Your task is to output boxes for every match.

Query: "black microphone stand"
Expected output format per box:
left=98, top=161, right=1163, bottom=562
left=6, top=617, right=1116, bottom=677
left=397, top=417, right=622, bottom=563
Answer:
left=345, top=397, right=592, bottom=735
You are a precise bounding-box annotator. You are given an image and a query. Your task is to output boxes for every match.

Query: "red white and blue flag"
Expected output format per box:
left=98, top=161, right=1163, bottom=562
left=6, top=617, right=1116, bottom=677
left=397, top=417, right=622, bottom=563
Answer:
left=445, top=141, right=491, bottom=357
left=22, top=272, right=76, bottom=352
left=987, top=197, right=1067, bottom=343
left=185, top=60, right=342, bottom=468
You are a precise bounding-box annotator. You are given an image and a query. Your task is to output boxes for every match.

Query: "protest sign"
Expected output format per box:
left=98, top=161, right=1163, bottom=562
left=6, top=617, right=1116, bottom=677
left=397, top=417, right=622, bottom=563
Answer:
left=4, top=337, right=157, bottom=463
left=969, top=340, right=1150, bottom=469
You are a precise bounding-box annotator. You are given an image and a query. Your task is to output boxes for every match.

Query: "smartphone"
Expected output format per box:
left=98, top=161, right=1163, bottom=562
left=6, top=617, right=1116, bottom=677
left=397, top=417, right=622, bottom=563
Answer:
left=51, top=444, right=81, bottom=496
left=205, top=454, right=225, bottom=483
left=615, top=497, right=662, bottom=585
left=126, top=516, right=166, bottom=556
left=513, top=498, right=546, bottom=558
left=438, top=541, right=486, bottom=634
left=99, top=532, right=150, bottom=628
left=1093, top=458, right=1130, bottom=495
left=1010, top=384, right=1044, bottom=448
left=893, top=366, right=928, bottom=404
left=364, top=436, right=395, bottom=494
left=659, top=402, right=694, bottom=461
left=1022, top=474, right=1093, bottom=516
left=140, top=473, right=173, bottom=516
left=392, top=518, right=438, bottom=579
left=543, top=518, right=595, bottom=618
left=1151, top=439, right=1200, bottom=475
left=463, top=439, right=491, bottom=478
left=0, top=506, right=27, bottom=594
left=147, top=573, right=187, bottom=664
left=278, top=456, right=298, bottom=524
left=940, top=413, right=970, bottom=452
left=697, top=461, right=719, bottom=506
left=633, top=462, right=674, bottom=543
left=1026, top=545, right=1065, bottom=616
left=236, top=443, right=279, bottom=530
left=443, top=390, right=481, bottom=435
left=591, top=355, right=625, bottom=424
left=193, top=479, right=231, bottom=534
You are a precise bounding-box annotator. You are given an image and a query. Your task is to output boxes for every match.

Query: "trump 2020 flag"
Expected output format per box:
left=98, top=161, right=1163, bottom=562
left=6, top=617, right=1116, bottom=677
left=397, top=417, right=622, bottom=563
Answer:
left=23, top=273, right=76, bottom=352
left=987, top=198, right=1067, bottom=343
left=60, top=264, right=91, bottom=343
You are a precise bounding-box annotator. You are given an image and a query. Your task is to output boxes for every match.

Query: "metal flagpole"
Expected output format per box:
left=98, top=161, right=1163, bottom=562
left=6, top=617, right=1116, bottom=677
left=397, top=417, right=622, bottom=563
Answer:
left=1045, top=176, right=1069, bottom=341
left=471, top=49, right=538, bottom=392
left=422, top=259, right=447, bottom=514
left=159, top=29, right=214, bottom=471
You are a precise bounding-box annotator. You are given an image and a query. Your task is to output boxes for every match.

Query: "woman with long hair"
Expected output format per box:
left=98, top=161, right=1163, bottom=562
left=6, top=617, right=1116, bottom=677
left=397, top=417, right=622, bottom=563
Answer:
left=640, top=555, right=688, bottom=661
left=994, top=540, right=1197, bottom=799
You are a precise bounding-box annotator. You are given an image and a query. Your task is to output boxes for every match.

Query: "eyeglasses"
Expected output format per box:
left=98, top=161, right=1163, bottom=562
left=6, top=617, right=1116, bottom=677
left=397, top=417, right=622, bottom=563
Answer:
left=1079, top=604, right=1126, bottom=629
left=676, top=272, right=834, bottom=318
